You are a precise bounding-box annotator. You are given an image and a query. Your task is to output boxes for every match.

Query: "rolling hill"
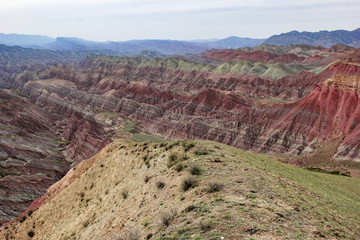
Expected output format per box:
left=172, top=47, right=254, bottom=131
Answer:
left=1, top=139, right=359, bottom=239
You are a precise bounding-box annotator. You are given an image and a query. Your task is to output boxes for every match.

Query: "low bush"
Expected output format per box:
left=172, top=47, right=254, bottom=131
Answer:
left=193, top=146, right=209, bottom=156
left=182, top=141, right=196, bottom=152
left=156, top=181, right=165, bottom=189
left=27, top=230, right=35, bottom=238
left=174, top=162, right=184, bottom=172
left=160, top=209, right=177, bottom=227
left=199, top=220, right=212, bottom=232
left=121, top=189, right=129, bottom=199
left=181, top=177, right=197, bottom=191
left=188, top=164, right=202, bottom=175
left=204, top=182, right=224, bottom=193
left=144, top=175, right=151, bottom=183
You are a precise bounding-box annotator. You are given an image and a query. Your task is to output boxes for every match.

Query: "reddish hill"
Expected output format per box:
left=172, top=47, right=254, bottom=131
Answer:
left=2, top=44, right=360, bottom=224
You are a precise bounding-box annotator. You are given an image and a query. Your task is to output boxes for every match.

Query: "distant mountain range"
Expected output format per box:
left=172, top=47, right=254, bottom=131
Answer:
left=0, top=34, right=265, bottom=55
left=0, top=28, right=359, bottom=55
left=265, top=28, right=360, bottom=48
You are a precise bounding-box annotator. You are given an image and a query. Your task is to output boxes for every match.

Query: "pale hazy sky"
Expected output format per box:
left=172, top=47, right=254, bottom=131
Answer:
left=0, top=0, right=359, bottom=41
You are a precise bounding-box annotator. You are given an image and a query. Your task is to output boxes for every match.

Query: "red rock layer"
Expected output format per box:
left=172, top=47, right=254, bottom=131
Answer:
left=16, top=54, right=360, bottom=162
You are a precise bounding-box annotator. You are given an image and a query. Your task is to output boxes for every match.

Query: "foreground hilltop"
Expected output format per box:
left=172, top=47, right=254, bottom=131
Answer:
left=2, top=139, right=359, bottom=239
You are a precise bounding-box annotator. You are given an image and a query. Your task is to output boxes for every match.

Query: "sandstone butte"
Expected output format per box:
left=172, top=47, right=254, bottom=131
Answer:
left=0, top=43, right=360, bottom=232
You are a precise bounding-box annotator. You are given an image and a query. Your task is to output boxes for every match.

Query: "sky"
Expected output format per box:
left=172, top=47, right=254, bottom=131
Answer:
left=0, top=0, right=359, bottom=42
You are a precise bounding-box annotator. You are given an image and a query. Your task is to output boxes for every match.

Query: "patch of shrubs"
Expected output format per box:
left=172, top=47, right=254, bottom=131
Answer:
left=204, top=182, right=224, bottom=193
left=144, top=175, right=151, bottom=183
left=19, top=215, right=26, bottom=223
left=116, top=230, right=140, bottom=240
left=181, top=177, right=197, bottom=191
left=188, top=164, right=202, bottom=175
left=156, top=181, right=165, bottom=189
left=165, top=141, right=180, bottom=151
left=193, top=146, right=209, bottom=156
left=121, top=189, right=129, bottom=199
left=167, top=152, right=188, bottom=168
left=182, top=141, right=196, bottom=152
left=173, top=162, right=184, bottom=172
left=184, top=204, right=197, bottom=212
left=199, top=220, right=212, bottom=232
left=27, top=230, right=35, bottom=238
left=160, top=209, right=177, bottom=227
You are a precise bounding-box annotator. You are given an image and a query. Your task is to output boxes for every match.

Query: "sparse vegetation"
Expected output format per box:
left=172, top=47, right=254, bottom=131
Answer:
left=4, top=140, right=360, bottom=240
left=27, top=230, right=35, bottom=238
left=173, top=162, right=184, bottom=172
left=204, top=182, right=224, bottom=193
left=167, top=152, right=188, bottom=168
left=160, top=209, right=177, bottom=227
left=199, top=220, right=212, bottom=232
left=156, top=181, right=165, bottom=189
left=181, top=177, right=197, bottom=191
left=184, top=205, right=197, bottom=212
left=116, top=229, right=140, bottom=240
left=188, top=164, right=202, bottom=175
left=144, top=175, right=151, bottom=183
left=83, top=220, right=90, bottom=228
left=19, top=215, right=26, bottom=223
left=182, top=141, right=196, bottom=152
left=193, top=146, right=209, bottom=156
left=121, top=189, right=129, bottom=199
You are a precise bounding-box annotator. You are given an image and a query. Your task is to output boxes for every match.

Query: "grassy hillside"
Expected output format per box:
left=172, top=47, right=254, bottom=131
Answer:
left=1, top=139, right=359, bottom=240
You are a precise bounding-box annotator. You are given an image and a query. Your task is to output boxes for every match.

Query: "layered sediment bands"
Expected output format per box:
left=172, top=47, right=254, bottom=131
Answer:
left=22, top=80, right=110, bottom=164
left=0, top=90, right=70, bottom=224
left=0, top=89, right=109, bottom=223
left=0, top=174, right=56, bottom=224
left=17, top=51, right=360, bottom=162
left=61, top=112, right=110, bottom=165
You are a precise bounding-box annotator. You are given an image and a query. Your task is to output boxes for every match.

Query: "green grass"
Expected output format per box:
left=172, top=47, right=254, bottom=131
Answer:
left=119, top=121, right=139, bottom=134
left=130, top=133, right=165, bottom=143
left=100, top=111, right=119, bottom=117
left=119, top=121, right=166, bottom=143
left=228, top=144, right=360, bottom=237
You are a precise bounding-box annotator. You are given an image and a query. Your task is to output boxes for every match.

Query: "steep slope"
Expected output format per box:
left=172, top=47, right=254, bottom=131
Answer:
left=1, top=140, right=359, bottom=239
left=0, top=90, right=70, bottom=224
left=0, top=88, right=110, bottom=224
left=265, top=28, right=360, bottom=47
